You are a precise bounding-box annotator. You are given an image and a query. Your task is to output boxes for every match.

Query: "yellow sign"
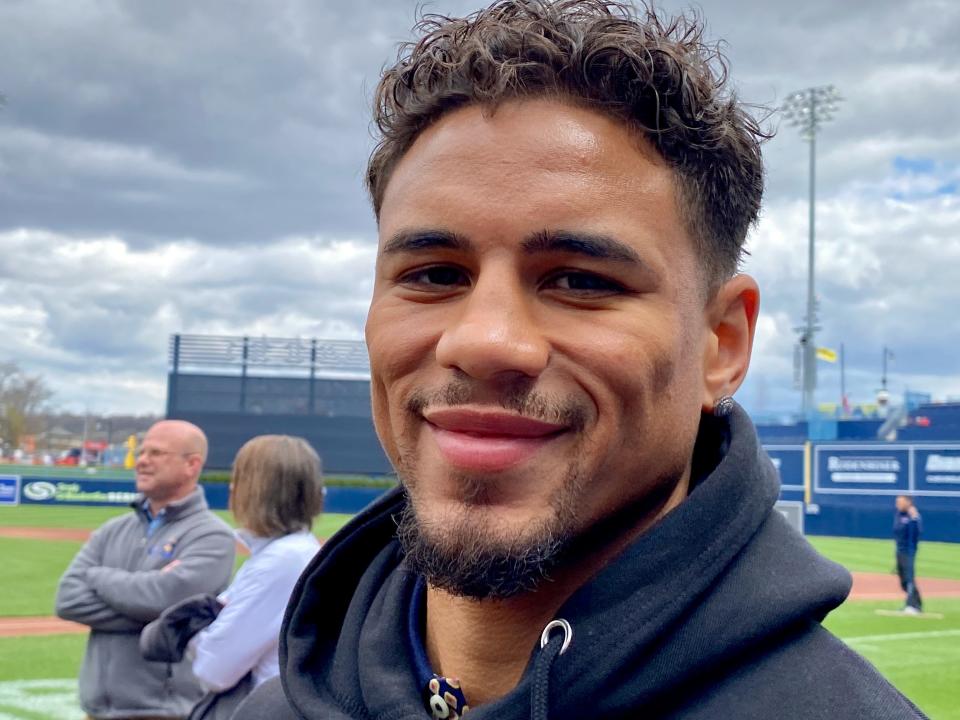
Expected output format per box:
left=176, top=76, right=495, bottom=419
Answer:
left=816, top=347, right=838, bottom=363
left=124, top=434, right=137, bottom=470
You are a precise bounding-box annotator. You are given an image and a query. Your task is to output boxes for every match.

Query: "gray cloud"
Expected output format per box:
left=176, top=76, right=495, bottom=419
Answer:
left=0, top=0, right=957, bottom=414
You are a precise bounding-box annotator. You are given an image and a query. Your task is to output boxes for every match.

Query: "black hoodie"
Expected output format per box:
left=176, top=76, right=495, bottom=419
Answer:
left=235, top=406, right=927, bottom=719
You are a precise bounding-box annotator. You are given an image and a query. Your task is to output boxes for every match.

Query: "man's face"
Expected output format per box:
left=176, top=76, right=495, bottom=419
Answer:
left=366, top=99, right=714, bottom=594
left=135, top=423, right=196, bottom=504
left=896, top=496, right=911, bottom=512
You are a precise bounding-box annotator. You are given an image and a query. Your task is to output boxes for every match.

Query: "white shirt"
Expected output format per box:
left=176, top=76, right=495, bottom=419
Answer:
left=190, top=528, right=321, bottom=692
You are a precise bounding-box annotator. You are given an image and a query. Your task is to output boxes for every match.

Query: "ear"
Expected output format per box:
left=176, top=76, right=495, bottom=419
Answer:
left=701, top=274, right=760, bottom=412
left=186, top=454, right=204, bottom=481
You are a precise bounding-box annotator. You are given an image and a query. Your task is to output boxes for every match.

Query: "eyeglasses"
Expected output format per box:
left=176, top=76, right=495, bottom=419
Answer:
left=137, top=448, right=196, bottom=461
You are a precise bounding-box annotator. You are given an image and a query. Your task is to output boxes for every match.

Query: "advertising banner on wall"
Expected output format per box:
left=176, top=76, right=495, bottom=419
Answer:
left=20, top=478, right=139, bottom=507
left=763, top=446, right=805, bottom=490
left=17, top=478, right=231, bottom=509
left=913, top=445, right=960, bottom=493
left=814, top=445, right=910, bottom=494
left=13, top=476, right=386, bottom=513
left=0, top=475, right=20, bottom=506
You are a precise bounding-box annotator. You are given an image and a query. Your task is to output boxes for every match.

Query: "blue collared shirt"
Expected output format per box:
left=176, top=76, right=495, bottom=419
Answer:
left=141, top=500, right=167, bottom=538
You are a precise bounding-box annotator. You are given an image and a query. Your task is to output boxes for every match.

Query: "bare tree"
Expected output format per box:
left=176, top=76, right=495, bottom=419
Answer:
left=0, top=361, right=53, bottom=451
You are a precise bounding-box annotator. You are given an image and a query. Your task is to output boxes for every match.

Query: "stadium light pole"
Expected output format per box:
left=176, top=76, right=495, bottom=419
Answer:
left=782, top=85, right=842, bottom=416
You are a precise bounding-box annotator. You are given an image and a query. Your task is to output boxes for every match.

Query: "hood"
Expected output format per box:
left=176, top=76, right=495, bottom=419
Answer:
left=278, top=405, right=851, bottom=719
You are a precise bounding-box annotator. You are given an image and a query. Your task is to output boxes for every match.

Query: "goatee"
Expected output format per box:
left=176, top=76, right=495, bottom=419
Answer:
left=395, top=474, right=580, bottom=600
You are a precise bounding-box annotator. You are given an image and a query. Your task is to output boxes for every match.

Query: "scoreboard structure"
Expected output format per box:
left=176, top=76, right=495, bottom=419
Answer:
left=165, top=334, right=391, bottom=473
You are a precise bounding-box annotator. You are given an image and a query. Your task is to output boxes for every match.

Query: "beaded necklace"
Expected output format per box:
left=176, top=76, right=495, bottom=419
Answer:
left=407, top=576, right=471, bottom=718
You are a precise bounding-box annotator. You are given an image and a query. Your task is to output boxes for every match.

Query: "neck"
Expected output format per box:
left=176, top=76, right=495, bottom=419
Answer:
left=425, top=584, right=565, bottom=705
left=424, top=473, right=690, bottom=706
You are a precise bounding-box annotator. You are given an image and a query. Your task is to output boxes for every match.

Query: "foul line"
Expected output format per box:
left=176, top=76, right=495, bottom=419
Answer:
left=845, top=629, right=960, bottom=644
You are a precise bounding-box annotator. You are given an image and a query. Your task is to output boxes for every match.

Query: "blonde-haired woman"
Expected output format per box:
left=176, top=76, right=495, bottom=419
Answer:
left=189, top=435, right=323, bottom=712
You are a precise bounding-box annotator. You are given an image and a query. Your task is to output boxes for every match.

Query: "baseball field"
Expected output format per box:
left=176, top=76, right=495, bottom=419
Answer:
left=0, top=504, right=958, bottom=719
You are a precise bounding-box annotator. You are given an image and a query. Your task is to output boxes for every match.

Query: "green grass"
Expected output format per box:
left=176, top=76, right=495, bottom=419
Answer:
left=0, top=464, right=133, bottom=479
left=0, top=505, right=129, bottom=529
left=0, top=538, right=83, bottom=616
left=0, top=504, right=352, bottom=536
left=0, top=505, right=356, bottom=717
left=0, top=636, right=86, bottom=718
left=0, top=513, right=957, bottom=718
left=2, top=604, right=955, bottom=720
left=313, top=513, right=353, bottom=539
left=808, top=535, right=960, bottom=580
left=0, top=635, right=85, bottom=680
left=823, top=598, right=960, bottom=719
left=808, top=536, right=960, bottom=717
left=0, top=506, right=354, bottom=616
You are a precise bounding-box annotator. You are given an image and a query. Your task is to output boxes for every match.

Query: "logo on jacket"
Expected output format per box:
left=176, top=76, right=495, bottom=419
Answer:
left=149, top=537, right=178, bottom=559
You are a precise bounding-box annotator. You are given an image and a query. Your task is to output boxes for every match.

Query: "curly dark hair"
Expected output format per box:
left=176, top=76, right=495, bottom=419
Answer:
left=367, top=0, right=768, bottom=288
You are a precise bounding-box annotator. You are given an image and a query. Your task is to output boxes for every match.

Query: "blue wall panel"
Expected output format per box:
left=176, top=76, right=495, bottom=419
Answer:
left=13, top=476, right=390, bottom=516
left=776, top=442, right=960, bottom=542
left=9, top=442, right=960, bottom=542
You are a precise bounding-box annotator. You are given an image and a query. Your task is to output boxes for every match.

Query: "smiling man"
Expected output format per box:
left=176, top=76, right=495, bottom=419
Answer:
left=56, top=420, right=235, bottom=720
left=236, top=2, right=925, bottom=718
left=371, top=100, right=740, bottom=619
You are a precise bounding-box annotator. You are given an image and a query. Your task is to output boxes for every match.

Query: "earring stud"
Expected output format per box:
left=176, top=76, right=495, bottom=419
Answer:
left=713, top=395, right=734, bottom=417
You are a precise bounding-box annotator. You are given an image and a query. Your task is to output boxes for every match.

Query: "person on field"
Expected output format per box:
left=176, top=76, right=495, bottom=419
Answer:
left=894, top=495, right=923, bottom=613
left=56, top=420, right=235, bottom=720
left=141, top=435, right=324, bottom=720
left=236, top=1, right=926, bottom=718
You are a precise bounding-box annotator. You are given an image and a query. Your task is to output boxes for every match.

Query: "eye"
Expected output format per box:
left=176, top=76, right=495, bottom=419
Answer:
left=543, top=270, right=626, bottom=295
left=400, top=265, right=469, bottom=289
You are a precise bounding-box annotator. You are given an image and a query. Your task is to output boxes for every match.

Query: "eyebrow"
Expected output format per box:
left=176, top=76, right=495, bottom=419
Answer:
left=522, top=229, right=644, bottom=264
left=381, top=227, right=646, bottom=266
left=380, top=229, right=470, bottom=255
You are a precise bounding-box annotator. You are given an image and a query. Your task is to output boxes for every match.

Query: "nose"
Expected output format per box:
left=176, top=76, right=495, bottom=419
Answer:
left=435, top=270, right=549, bottom=380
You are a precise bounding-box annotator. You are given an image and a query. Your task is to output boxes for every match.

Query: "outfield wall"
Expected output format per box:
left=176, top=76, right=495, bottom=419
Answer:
left=766, top=442, right=960, bottom=542
left=0, top=475, right=384, bottom=515
left=3, top=440, right=959, bottom=541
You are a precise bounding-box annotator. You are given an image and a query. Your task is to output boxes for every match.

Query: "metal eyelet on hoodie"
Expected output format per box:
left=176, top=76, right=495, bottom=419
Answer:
left=539, top=619, right=573, bottom=655
left=532, top=619, right=573, bottom=720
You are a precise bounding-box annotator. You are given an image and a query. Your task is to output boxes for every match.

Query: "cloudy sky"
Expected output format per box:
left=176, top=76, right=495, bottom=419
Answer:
left=1, top=0, right=958, bottom=417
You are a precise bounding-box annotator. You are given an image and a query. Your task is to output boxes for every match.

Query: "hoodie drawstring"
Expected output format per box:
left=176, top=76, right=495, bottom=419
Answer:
left=531, top=619, right=573, bottom=720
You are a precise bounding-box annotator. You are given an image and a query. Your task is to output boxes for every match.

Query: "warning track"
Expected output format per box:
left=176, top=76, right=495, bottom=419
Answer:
left=850, top=572, right=960, bottom=601
left=0, top=617, right=87, bottom=637
left=0, top=527, right=92, bottom=542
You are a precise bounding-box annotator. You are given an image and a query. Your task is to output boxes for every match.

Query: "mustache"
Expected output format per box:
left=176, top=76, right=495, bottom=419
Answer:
left=405, top=378, right=589, bottom=432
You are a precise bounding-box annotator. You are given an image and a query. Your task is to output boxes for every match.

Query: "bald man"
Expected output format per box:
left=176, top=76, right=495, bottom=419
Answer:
left=56, top=420, right=236, bottom=720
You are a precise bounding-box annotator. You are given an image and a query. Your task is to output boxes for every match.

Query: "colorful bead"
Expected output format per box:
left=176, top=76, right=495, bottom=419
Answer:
left=424, top=673, right=469, bottom=720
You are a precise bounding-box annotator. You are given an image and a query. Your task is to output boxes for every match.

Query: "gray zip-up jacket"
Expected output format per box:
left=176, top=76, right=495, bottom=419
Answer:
left=56, top=486, right=236, bottom=719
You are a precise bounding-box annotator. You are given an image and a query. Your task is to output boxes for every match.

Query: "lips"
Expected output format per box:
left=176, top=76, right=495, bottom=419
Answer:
left=423, top=407, right=567, bottom=472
